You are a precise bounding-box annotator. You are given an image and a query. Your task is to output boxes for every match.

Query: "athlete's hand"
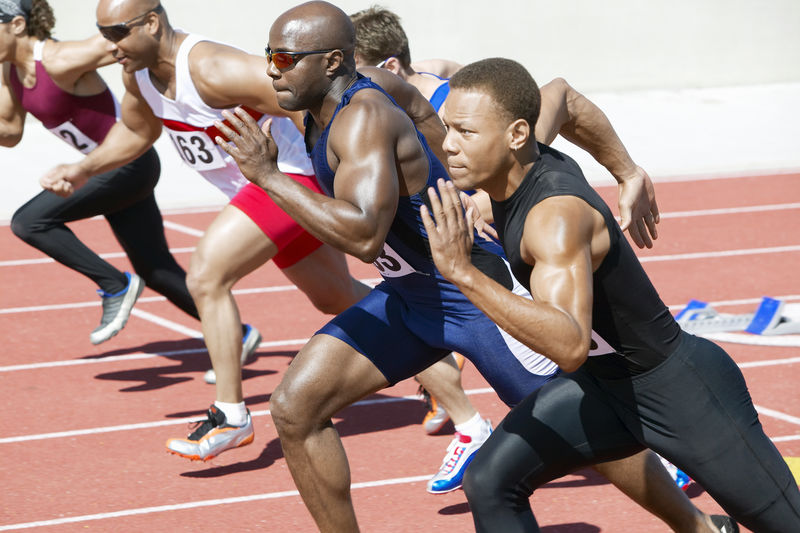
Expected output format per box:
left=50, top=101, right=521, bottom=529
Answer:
left=40, top=163, right=89, bottom=197
left=617, top=165, right=659, bottom=248
left=420, top=179, right=476, bottom=283
left=460, top=191, right=498, bottom=242
left=214, top=107, right=280, bottom=188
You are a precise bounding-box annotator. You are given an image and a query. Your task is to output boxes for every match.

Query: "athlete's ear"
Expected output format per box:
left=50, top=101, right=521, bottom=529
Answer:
left=325, top=49, right=346, bottom=75
left=9, top=15, right=27, bottom=37
left=383, top=56, right=402, bottom=76
left=507, top=118, right=531, bottom=152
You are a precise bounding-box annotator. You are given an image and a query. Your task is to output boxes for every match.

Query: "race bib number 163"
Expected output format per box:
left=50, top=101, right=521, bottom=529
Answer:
left=167, top=130, right=226, bottom=171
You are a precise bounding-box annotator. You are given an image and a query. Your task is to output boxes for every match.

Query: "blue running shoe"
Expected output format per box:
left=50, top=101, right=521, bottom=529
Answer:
left=203, top=324, right=262, bottom=384
left=90, top=272, right=144, bottom=345
left=659, top=455, right=693, bottom=491
left=427, top=420, right=492, bottom=494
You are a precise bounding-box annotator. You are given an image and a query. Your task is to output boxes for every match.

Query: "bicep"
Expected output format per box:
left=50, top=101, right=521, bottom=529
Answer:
left=525, top=200, right=595, bottom=331
left=119, top=76, right=162, bottom=144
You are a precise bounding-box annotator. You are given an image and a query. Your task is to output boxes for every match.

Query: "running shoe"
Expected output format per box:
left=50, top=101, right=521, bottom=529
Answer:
left=420, top=352, right=466, bottom=435
left=90, top=272, right=144, bottom=345
left=203, top=324, right=262, bottom=384
left=427, top=419, right=492, bottom=494
left=658, top=455, right=693, bottom=491
left=710, top=515, right=739, bottom=533
left=421, top=388, right=449, bottom=435
left=166, top=404, right=254, bottom=461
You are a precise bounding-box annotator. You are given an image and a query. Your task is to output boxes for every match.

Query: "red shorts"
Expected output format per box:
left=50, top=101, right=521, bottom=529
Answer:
left=229, top=174, right=324, bottom=269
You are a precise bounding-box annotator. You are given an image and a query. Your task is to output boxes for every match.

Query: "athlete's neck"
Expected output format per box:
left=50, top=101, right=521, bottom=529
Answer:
left=148, top=28, right=184, bottom=87
left=10, top=35, right=37, bottom=87
left=312, top=72, right=358, bottom=128
left=486, top=143, right=541, bottom=201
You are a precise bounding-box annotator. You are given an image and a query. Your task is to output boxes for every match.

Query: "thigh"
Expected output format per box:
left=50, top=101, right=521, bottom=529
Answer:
left=189, top=204, right=278, bottom=284
left=317, top=283, right=451, bottom=385
left=281, top=242, right=361, bottom=312
left=280, top=333, right=391, bottom=422
left=471, top=370, right=643, bottom=493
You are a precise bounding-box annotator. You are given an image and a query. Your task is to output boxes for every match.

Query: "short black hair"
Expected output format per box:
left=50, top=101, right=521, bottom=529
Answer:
left=350, top=5, right=411, bottom=68
left=449, top=58, right=541, bottom=129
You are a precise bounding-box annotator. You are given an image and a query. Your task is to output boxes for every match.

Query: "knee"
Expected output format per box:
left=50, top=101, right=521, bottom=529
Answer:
left=463, top=458, right=498, bottom=507
left=10, top=208, right=35, bottom=242
left=307, top=278, right=363, bottom=315
left=270, top=378, right=319, bottom=441
left=185, top=256, right=222, bottom=301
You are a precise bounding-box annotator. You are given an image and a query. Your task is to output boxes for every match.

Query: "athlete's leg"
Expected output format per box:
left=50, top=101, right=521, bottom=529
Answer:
left=593, top=451, right=719, bottom=532
left=106, top=192, right=198, bottom=319
left=463, top=371, right=722, bottom=533
left=280, top=241, right=371, bottom=315
left=186, top=204, right=276, bottom=403
left=611, top=334, right=800, bottom=532
left=270, top=333, right=389, bottom=533
left=415, top=354, right=477, bottom=426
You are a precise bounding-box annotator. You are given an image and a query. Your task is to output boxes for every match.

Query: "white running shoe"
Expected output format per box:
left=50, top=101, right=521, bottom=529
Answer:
left=427, top=419, right=492, bottom=494
left=166, top=405, right=254, bottom=461
left=90, top=272, right=144, bottom=345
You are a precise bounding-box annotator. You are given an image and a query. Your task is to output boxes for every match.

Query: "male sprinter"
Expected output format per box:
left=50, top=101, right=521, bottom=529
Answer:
left=217, top=3, right=731, bottom=531
left=422, top=57, right=799, bottom=532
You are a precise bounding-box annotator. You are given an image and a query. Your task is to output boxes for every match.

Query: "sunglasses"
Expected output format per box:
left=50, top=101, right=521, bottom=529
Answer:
left=97, top=4, right=163, bottom=43
left=265, top=46, right=340, bottom=70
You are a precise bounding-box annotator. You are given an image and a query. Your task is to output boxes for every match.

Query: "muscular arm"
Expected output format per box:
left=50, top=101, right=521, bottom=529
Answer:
left=43, top=34, right=116, bottom=88
left=422, top=180, right=598, bottom=372
left=537, top=77, right=659, bottom=248
left=219, top=94, right=411, bottom=263
left=40, top=71, right=162, bottom=195
left=358, top=66, right=446, bottom=164
left=190, top=43, right=305, bottom=132
left=76, top=71, right=162, bottom=176
left=0, top=64, right=25, bottom=146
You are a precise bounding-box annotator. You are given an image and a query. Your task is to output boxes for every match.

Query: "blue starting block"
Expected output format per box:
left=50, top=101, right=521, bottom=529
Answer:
left=676, top=297, right=800, bottom=336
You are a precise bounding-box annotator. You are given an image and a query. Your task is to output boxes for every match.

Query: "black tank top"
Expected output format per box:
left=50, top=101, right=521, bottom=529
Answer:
left=492, top=144, right=682, bottom=377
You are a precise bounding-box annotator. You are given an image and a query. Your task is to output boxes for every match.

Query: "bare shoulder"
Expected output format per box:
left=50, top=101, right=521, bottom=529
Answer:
left=411, top=58, right=462, bottom=78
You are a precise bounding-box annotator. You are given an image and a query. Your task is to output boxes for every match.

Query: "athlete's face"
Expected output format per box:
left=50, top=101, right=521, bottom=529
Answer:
left=442, top=89, right=516, bottom=190
left=96, top=2, right=160, bottom=73
left=266, top=22, right=332, bottom=112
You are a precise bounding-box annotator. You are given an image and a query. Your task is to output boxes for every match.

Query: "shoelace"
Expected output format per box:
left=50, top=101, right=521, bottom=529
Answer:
left=187, top=409, right=221, bottom=440
left=438, top=433, right=466, bottom=474
left=417, top=385, right=433, bottom=411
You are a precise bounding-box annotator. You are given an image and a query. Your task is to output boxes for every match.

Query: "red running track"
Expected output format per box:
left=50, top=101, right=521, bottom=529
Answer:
left=1, top=173, right=799, bottom=532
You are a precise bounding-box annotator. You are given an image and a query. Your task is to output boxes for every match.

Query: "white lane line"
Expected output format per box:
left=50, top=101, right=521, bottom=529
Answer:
left=0, top=338, right=310, bottom=373
left=0, top=248, right=196, bottom=267
left=0, top=279, right=382, bottom=316
left=0, top=388, right=494, bottom=445
left=658, top=202, right=800, bottom=219
left=0, top=474, right=431, bottom=531
left=639, top=244, right=800, bottom=263
left=739, top=356, right=800, bottom=369
left=754, top=405, right=800, bottom=426
left=162, top=220, right=204, bottom=237
left=130, top=308, right=203, bottom=338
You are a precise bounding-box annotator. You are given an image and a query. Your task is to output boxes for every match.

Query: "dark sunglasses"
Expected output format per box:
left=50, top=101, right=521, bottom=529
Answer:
left=97, top=4, right=163, bottom=43
left=265, top=46, right=340, bottom=70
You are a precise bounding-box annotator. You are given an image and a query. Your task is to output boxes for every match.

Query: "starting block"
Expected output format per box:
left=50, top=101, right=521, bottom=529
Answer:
left=676, top=297, right=800, bottom=336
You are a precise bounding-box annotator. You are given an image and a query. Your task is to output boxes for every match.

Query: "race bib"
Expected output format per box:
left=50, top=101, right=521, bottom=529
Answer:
left=588, top=330, right=615, bottom=357
left=373, top=242, right=421, bottom=278
left=167, top=129, right=226, bottom=171
left=48, top=121, right=98, bottom=154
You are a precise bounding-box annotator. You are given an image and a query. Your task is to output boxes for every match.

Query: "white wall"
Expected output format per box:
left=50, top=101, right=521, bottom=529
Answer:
left=51, top=0, right=800, bottom=94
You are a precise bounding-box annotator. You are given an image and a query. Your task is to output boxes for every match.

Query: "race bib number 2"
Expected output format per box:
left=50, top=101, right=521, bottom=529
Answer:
left=47, top=121, right=98, bottom=155
left=167, top=130, right=226, bottom=171
left=373, top=242, right=421, bottom=278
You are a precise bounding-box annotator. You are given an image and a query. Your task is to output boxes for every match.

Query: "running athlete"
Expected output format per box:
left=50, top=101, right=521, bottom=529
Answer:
left=217, top=3, right=730, bottom=531
left=0, top=0, right=199, bottom=344
left=349, top=5, right=690, bottom=495
left=421, top=57, right=800, bottom=532
left=37, top=0, right=372, bottom=461
left=351, top=6, right=488, bottom=481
